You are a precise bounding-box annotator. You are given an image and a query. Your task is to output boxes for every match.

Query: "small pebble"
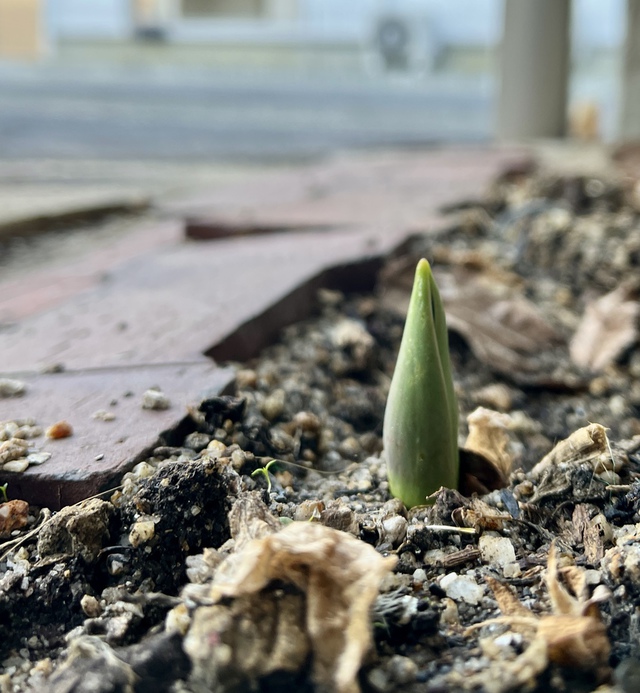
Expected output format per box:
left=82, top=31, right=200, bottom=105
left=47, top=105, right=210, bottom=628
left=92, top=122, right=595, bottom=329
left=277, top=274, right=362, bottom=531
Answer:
left=387, top=655, right=418, bottom=685
left=129, top=520, right=155, bottom=547
left=440, top=573, right=484, bottom=605
left=80, top=594, right=102, bottom=618
left=141, top=389, right=170, bottom=411
left=206, top=440, right=227, bottom=458
left=260, top=389, right=286, bottom=422
left=92, top=409, right=116, bottom=422
left=479, top=533, right=516, bottom=570
left=46, top=421, right=73, bottom=439
left=3, top=459, right=29, bottom=473
left=184, top=432, right=211, bottom=452
left=26, top=452, right=51, bottom=466
left=0, top=379, right=26, bottom=398
left=235, top=369, right=257, bottom=389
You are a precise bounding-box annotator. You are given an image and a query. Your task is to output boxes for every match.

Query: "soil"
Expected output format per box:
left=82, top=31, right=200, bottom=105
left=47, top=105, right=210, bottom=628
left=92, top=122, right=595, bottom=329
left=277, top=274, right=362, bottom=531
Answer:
left=2, top=165, right=640, bottom=692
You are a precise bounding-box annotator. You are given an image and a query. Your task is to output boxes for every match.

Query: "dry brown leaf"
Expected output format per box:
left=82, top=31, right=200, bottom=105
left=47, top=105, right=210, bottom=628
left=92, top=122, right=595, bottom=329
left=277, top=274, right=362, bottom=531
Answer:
left=469, top=542, right=611, bottom=682
left=452, top=498, right=512, bottom=532
left=458, top=407, right=513, bottom=496
left=186, top=521, right=396, bottom=693
left=486, top=576, right=531, bottom=618
left=529, top=423, right=610, bottom=480
left=464, top=408, right=514, bottom=480
left=570, top=504, right=606, bottom=566
left=570, top=284, right=640, bottom=372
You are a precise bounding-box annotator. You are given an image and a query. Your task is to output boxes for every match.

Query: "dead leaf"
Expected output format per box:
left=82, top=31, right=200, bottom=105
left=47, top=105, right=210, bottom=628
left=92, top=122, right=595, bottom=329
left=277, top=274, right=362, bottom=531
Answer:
left=529, top=423, right=613, bottom=481
left=468, top=542, right=611, bottom=683
left=569, top=504, right=607, bottom=566
left=486, top=576, right=531, bottom=619
left=570, top=284, right=640, bottom=372
left=452, top=498, right=511, bottom=532
left=459, top=407, right=512, bottom=496
left=186, top=521, right=396, bottom=693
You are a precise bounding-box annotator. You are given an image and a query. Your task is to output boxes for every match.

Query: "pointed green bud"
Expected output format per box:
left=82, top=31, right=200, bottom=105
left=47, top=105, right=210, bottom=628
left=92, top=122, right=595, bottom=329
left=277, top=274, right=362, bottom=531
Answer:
left=383, top=258, right=459, bottom=508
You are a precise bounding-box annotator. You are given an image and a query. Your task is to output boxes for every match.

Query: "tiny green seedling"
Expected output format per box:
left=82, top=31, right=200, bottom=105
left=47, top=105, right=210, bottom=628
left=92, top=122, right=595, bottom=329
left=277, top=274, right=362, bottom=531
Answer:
left=383, top=258, right=459, bottom=508
left=0, top=484, right=7, bottom=503
left=251, top=459, right=279, bottom=493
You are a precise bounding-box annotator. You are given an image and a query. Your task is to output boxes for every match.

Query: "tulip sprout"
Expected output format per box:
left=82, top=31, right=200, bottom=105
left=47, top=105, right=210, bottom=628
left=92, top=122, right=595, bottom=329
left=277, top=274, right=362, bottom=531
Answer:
left=383, top=258, right=459, bottom=508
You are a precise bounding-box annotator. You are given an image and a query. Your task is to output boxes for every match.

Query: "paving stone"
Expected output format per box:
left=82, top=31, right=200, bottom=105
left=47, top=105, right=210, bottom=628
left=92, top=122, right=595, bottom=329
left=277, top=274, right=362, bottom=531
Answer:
left=171, top=148, right=530, bottom=235
left=0, top=363, right=234, bottom=508
left=0, top=224, right=414, bottom=373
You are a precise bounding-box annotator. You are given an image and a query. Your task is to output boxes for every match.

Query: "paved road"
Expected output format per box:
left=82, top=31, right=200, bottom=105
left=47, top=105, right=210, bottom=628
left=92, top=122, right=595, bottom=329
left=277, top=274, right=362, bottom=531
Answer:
left=0, top=66, right=493, bottom=162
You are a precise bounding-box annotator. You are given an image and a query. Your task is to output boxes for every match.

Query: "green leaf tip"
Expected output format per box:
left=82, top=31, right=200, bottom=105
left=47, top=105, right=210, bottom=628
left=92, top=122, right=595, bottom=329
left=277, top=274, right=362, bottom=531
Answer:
left=382, top=258, right=459, bottom=508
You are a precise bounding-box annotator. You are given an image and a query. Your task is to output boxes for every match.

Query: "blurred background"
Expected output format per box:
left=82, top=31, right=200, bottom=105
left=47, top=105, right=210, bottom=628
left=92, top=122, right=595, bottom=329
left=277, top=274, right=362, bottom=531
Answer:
left=0, top=0, right=636, bottom=271
left=0, top=0, right=630, bottom=164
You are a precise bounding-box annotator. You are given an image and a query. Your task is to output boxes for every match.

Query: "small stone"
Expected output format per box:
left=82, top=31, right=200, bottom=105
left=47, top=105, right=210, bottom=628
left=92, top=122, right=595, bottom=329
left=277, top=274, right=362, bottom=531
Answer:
left=440, top=572, right=484, bottom=605
left=184, top=432, right=211, bottom=452
left=440, top=597, right=459, bottom=625
left=260, top=389, right=286, bottom=422
left=230, top=449, right=248, bottom=471
left=80, top=594, right=102, bottom=618
left=26, top=452, right=51, bottom=466
left=321, top=501, right=359, bottom=535
left=338, top=436, right=361, bottom=460
left=294, top=499, right=325, bottom=521
left=132, top=461, right=154, bottom=478
left=37, top=498, right=113, bottom=563
left=142, top=389, right=170, bottom=410
left=503, top=562, right=521, bottom=579
left=0, top=438, right=29, bottom=464
left=0, top=500, right=29, bottom=537
left=387, top=655, right=418, bottom=685
left=479, top=533, right=516, bottom=570
left=292, top=411, right=321, bottom=433
left=91, top=409, right=116, bottom=422
left=269, top=428, right=295, bottom=454
left=46, top=421, right=73, bottom=439
left=3, top=459, right=29, bottom=473
left=235, top=369, right=257, bottom=389
left=107, top=554, right=126, bottom=575
left=0, top=379, right=26, bottom=398
left=206, top=439, right=227, bottom=458
left=129, top=520, right=155, bottom=548
left=381, top=516, right=408, bottom=547
left=412, top=568, right=428, bottom=586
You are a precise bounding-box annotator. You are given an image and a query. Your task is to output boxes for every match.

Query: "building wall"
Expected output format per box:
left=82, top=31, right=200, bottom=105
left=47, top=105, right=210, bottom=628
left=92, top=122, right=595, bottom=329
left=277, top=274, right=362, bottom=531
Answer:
left=0, top=0, right=44, bottom=59
left=47, top=0, right=131, bottom=38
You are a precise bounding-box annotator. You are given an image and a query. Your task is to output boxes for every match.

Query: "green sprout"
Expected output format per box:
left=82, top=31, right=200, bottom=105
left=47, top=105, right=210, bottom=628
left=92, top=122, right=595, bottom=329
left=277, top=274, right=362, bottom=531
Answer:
left=383, top=258, right=459, bottom=508
left=251, top=459, right=279, bottom=493
left=0, top=484, right=7, bottom=503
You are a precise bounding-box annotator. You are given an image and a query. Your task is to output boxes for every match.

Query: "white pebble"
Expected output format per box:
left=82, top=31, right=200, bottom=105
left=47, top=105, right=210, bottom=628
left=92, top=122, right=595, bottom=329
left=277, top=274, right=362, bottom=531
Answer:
left=440, top=572, right=484, bottom=605
left=26, top=452, right=51, bottom=466
left=129, top=520, right=155, bottom=547
left=479, top=533, right=516, bottom=570
left=0, top=379, right=26, bottom=397
left=3, top=459, right=29, bottom=473
left=142, top=389, right=170, bottom=411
